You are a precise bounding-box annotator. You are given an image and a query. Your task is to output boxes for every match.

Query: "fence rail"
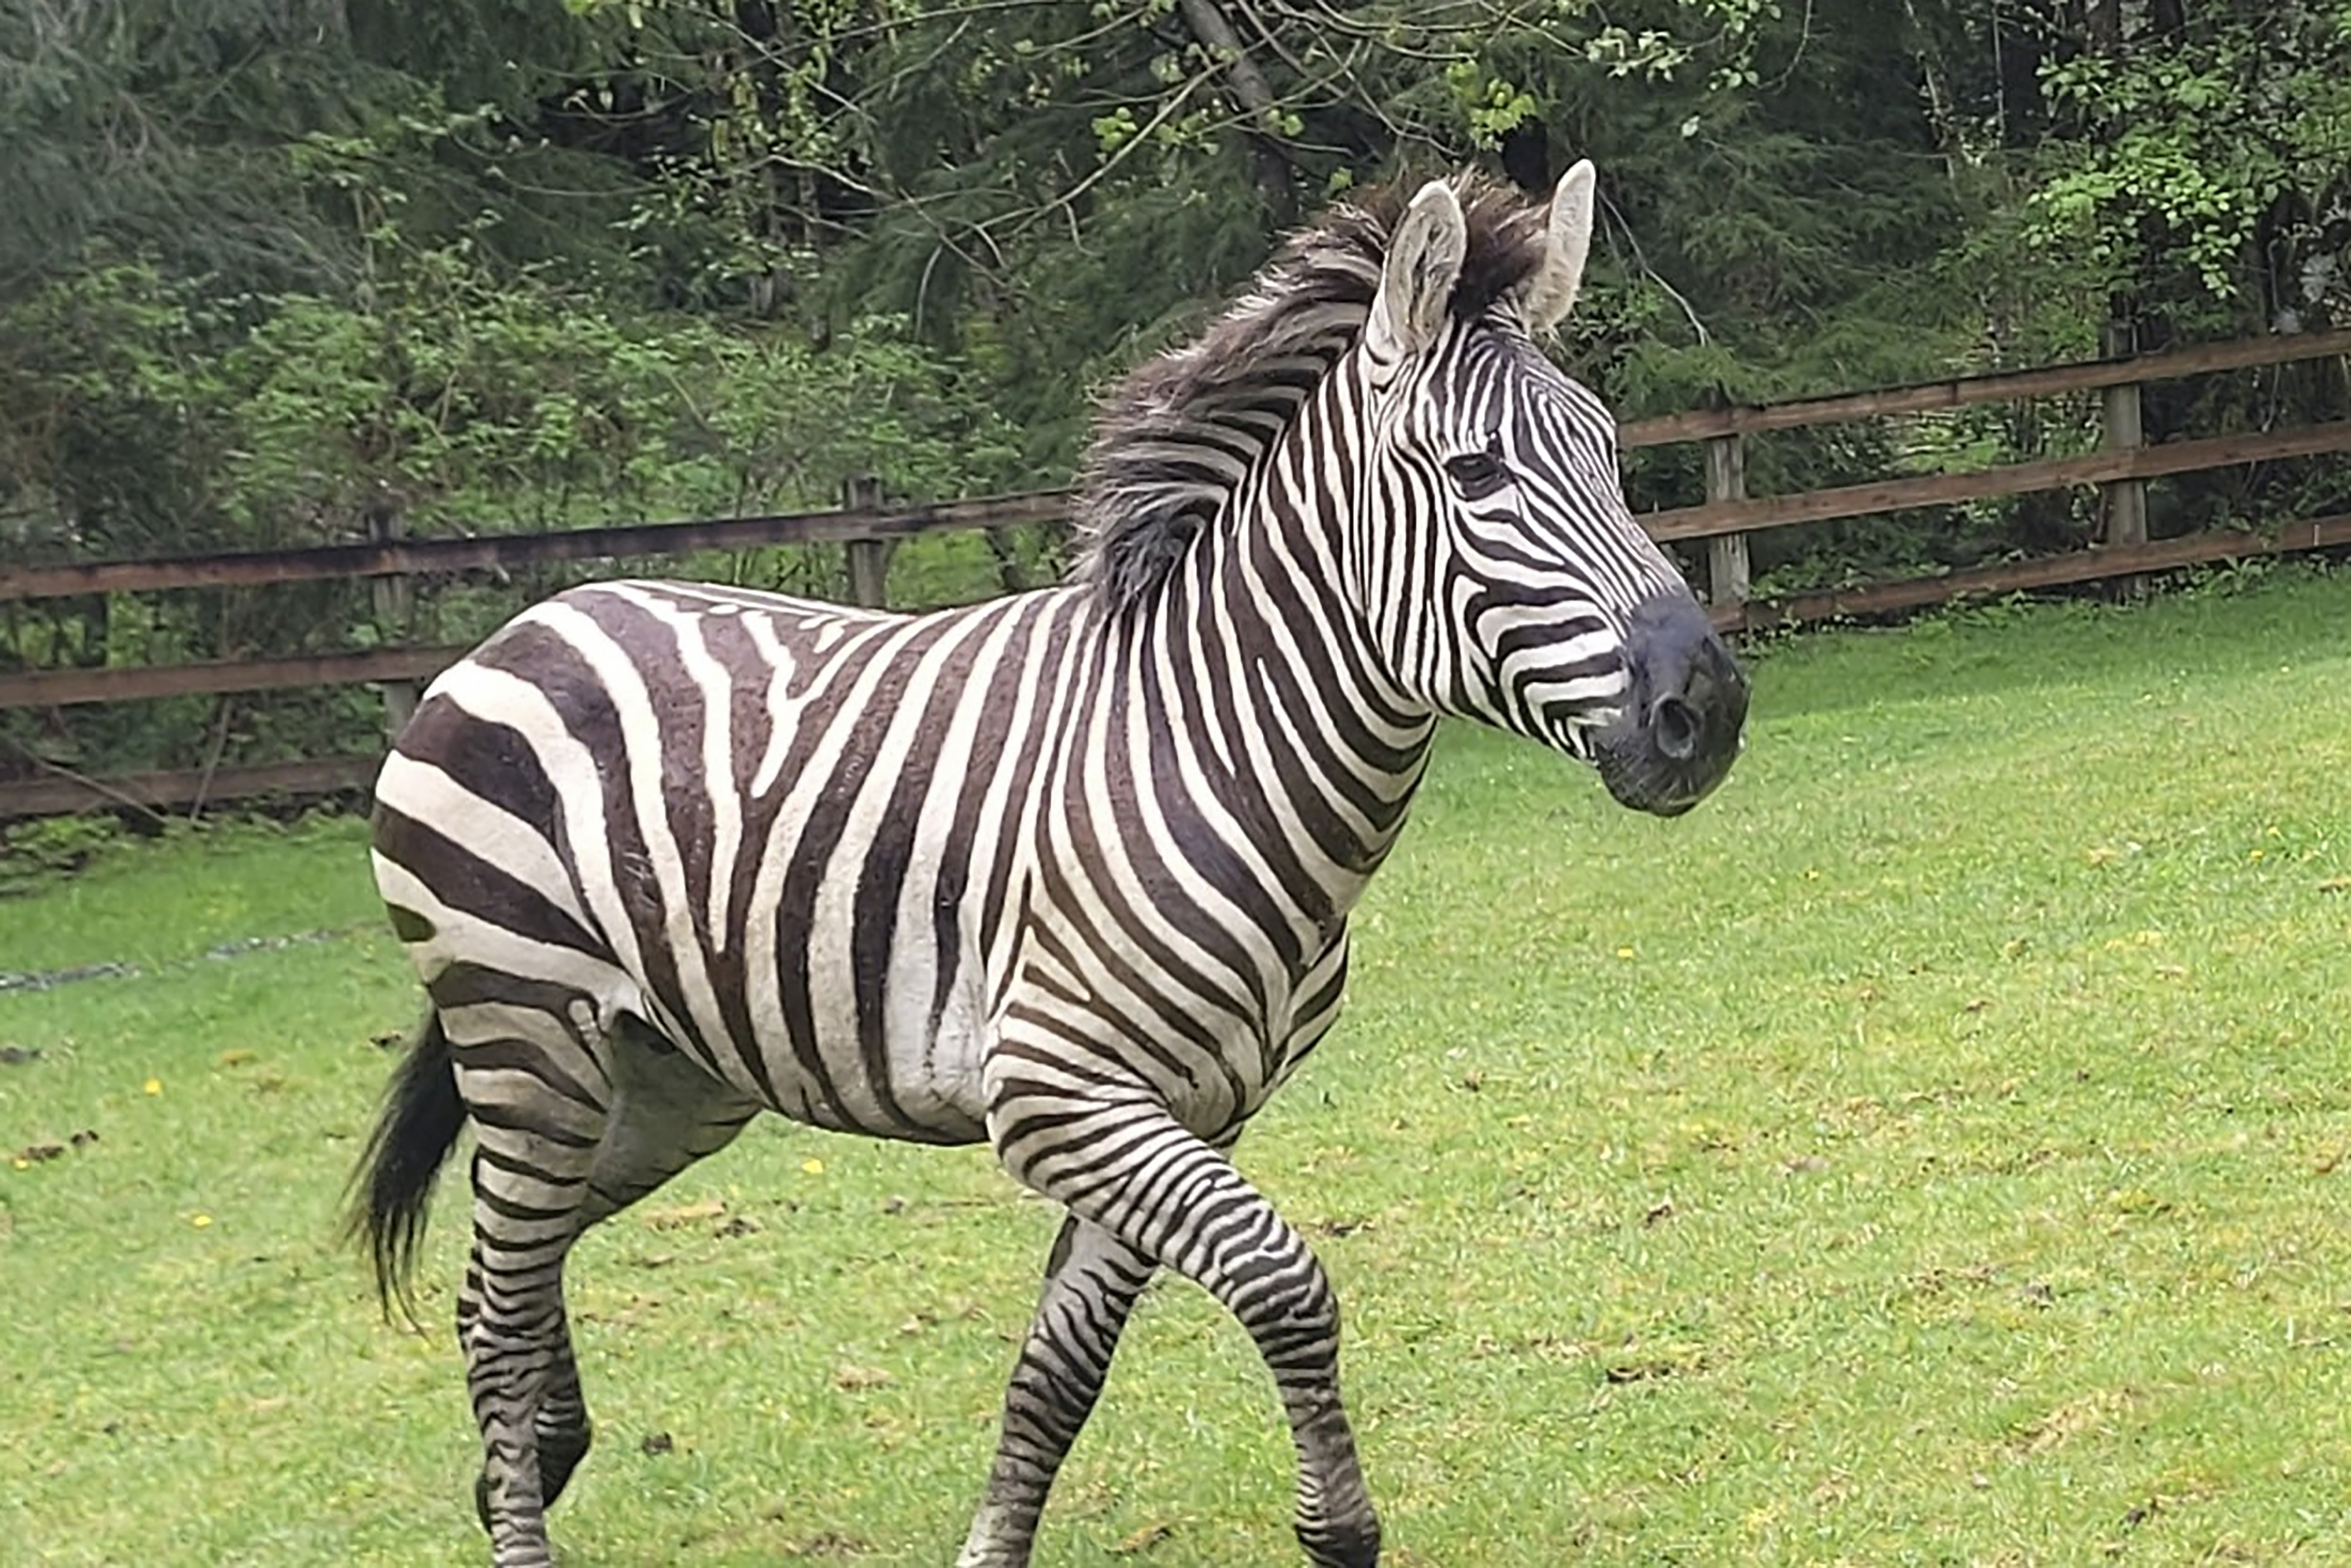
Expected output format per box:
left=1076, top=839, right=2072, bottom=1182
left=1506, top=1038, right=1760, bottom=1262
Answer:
left=1743, top=512, right=2351, bottom=629
left=1611, top=326, right=2351, bottom=446
left=4, top=326, right=2346, bottom=819
left=0, top=491, right=1069, bottom=603
left=1643, top=420, right=2350, bottom=542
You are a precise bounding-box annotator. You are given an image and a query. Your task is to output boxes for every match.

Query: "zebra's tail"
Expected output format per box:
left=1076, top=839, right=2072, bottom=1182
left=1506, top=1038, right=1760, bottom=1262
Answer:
left=345, top=1011, right=465, bottom=1326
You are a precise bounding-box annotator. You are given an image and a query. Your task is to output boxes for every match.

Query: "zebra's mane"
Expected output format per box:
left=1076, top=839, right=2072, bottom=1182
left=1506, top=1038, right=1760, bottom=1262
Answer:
left=1069, top=172, right=1555, bottom=614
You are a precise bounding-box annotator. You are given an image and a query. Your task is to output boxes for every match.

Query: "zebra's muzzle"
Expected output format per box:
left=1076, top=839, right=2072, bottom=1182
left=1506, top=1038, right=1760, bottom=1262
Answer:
left=1593, top=591, right=1748, bottom=816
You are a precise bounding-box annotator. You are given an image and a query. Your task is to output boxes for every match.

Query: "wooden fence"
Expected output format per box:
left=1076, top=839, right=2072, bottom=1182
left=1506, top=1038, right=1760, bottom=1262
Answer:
left=2, top=327, right=2346, bottom=820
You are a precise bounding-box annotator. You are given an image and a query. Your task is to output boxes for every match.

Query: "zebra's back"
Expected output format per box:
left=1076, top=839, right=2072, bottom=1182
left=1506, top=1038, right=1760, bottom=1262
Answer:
left=371, top=577, right=1096, bottom=1144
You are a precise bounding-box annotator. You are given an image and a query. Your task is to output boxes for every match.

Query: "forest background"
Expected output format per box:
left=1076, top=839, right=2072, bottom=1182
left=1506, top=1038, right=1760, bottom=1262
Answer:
left=2, top=0, right=2347, bottom=784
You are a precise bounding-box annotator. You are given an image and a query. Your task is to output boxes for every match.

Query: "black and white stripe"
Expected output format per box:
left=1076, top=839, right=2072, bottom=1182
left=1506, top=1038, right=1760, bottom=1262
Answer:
left=352, top=165, right=1746, bottom=1568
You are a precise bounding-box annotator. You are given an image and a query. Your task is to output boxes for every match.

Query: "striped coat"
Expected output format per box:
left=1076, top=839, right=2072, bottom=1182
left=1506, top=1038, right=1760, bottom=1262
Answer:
left=354, top=163, right=1747, bottom=1568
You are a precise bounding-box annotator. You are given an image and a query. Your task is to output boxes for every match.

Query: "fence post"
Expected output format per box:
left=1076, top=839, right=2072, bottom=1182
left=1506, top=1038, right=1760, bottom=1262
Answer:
left=2098, top=317, right=2148, bottom=595
left=1700, top=390, right=1751, bottom=618
left=840, top=474, right=892, bottom=609
left=982, top=526, right=1031, bottom=594
left=368, top=500, right=419, bottom=742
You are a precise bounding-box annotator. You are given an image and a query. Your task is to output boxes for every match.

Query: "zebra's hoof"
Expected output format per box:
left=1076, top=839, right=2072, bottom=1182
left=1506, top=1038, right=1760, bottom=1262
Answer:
left=1298, top=1517, right=1380, bottom=1568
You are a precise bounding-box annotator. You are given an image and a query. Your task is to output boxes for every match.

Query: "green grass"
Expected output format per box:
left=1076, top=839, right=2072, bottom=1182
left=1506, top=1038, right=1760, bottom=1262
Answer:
left=4, top=566, right=2349, bottom=1566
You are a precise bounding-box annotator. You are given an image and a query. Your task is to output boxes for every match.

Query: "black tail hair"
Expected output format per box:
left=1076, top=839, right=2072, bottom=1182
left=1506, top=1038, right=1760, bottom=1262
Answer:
left=344, top=1012, right=464, bottom=1326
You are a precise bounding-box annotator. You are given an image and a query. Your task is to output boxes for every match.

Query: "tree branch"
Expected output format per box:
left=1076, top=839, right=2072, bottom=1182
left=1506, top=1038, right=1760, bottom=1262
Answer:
left=1172, top=0, right=1298, bottom=224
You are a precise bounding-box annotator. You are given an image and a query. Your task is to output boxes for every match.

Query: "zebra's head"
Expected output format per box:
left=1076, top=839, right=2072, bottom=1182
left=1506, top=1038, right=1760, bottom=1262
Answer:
left=1349, top=166, right=1747, bottom=816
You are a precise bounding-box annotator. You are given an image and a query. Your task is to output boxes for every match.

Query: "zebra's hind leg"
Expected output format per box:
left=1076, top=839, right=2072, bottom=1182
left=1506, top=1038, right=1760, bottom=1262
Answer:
left=458, top=1005, right=759, bottom=1555
left=443, top=991, right=611, bottom=1568
left=957, top=1214, right=1156, bottom=1567
left=986, top=1087, right=1380, bottom=1568
left=469, top=1289, right=591, bottom=1536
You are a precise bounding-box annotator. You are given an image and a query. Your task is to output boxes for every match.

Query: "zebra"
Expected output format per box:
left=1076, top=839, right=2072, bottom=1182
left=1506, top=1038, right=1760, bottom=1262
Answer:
left=350, top=161, right=1748, bottom=1568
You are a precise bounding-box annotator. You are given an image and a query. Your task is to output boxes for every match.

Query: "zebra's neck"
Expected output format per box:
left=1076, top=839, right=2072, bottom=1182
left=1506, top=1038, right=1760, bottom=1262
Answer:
left=1108, top=353, right=1438, bottom=936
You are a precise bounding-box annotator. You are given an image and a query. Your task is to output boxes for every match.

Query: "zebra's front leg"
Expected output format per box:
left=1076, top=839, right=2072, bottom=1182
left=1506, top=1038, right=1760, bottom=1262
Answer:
left=958, top=1214, right=1156, bottom=1567
left=987, top=1090, right=1380, bottom=1568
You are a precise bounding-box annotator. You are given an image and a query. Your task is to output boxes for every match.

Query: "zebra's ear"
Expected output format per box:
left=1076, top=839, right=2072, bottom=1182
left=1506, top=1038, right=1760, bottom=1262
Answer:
left=1367, top=179, right=1468, bottom=362
left=1520, top=159, right=1598, bottom=332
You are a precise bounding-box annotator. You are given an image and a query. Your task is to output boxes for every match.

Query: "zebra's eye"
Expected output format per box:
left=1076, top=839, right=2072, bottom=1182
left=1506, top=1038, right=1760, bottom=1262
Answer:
left=1443, top=446, right=1509, bottom=500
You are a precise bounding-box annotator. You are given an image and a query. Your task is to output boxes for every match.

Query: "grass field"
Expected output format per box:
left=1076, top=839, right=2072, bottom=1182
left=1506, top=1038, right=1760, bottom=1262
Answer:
left=3, top=565, right=2348, bottom=1567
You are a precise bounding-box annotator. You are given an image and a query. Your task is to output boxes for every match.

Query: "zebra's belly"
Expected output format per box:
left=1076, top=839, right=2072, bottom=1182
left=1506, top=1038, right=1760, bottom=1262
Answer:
left=685, top=915, right=1342, bottom=1149
left=622, top=871, right=1001, bottom=1147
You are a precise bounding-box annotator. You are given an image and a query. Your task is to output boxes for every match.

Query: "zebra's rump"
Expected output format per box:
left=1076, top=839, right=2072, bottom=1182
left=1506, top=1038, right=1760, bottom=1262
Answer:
left=371, top=577, right=1097, bottom=1145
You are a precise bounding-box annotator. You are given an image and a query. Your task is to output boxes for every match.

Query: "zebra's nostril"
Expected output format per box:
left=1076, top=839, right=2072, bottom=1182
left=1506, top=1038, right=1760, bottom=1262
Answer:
left=1652, top=694, right=1701, bottom=761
